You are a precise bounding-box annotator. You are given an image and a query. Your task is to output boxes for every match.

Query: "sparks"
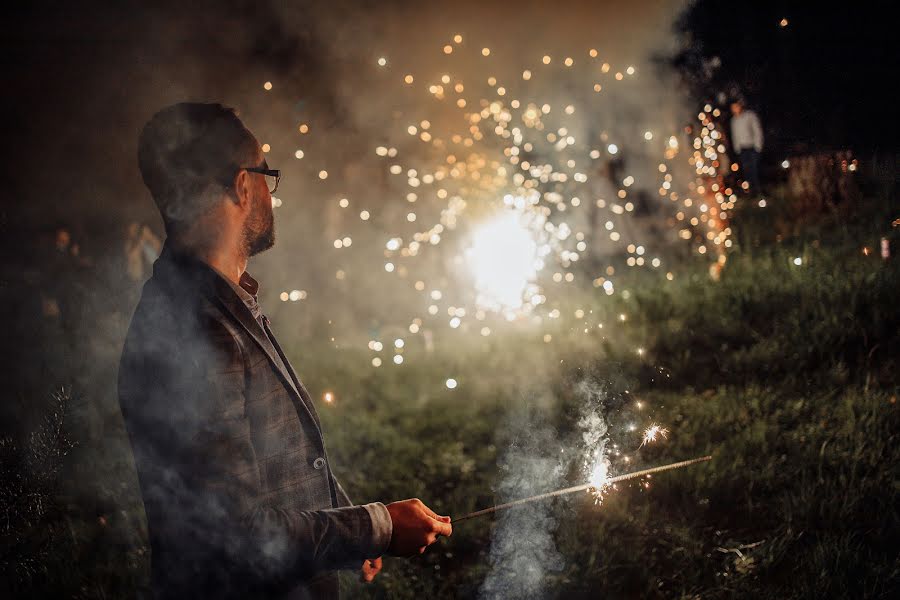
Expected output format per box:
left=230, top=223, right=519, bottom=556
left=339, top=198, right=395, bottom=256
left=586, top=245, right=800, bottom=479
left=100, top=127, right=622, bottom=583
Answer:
left=640, top=423, right=669, bottom=447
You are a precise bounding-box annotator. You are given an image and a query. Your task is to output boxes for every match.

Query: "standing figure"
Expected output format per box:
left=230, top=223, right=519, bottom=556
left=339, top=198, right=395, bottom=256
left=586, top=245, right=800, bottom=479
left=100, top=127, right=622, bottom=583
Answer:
left=119, top=103, right=452, bottom=599
left=730, top=100, right=764, bottom=194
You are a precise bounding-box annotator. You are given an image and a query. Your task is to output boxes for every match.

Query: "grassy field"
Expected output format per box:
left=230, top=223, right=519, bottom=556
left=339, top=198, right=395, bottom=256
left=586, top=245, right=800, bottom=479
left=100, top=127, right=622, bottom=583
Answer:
left=5, top=186, right=898, bottom=598
left=287, top=192, right=898, bottom=598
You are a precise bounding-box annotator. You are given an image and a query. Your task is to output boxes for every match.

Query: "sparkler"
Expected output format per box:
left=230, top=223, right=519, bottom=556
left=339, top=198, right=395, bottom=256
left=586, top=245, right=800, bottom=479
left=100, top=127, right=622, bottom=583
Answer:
left=640, top=423, right=668, bottom=447
left=452, top=455, right=711, bottom=523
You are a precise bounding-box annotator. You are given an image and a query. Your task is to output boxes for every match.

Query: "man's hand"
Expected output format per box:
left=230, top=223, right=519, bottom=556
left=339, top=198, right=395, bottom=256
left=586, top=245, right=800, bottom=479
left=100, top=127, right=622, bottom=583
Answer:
left=384, top=498, right=452, bottom=557
left=360, top=557, right=382, bottom=583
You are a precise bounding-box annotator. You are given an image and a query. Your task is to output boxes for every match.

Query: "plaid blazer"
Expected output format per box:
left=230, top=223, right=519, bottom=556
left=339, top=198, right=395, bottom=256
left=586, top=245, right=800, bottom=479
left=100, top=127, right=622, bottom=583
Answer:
left=118, top=245, right=390, bottom=599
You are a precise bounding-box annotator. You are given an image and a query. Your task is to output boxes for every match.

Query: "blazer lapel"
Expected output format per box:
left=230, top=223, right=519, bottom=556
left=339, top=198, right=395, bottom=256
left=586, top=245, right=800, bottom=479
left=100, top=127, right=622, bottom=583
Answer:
left=154, top=245, right=323, bottom=436
left=261, top=316, right=323, bottom=431
left=208, top=280, right=324, bottom=437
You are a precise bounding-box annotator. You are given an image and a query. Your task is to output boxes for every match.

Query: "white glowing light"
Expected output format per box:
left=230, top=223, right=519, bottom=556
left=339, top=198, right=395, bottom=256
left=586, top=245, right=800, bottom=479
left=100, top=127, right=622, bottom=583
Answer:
left=446, top=378, right=458, bottom=389
left=466, top=210, right=539, bottom=310
left=640, top=424, right=669, bottom=447
left=589, top=460, right=609, bottom=489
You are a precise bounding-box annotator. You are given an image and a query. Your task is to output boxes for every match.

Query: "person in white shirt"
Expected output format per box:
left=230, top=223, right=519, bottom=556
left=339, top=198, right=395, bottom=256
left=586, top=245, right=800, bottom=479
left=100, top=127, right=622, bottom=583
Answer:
left=730, top=100, right=764, bottom=194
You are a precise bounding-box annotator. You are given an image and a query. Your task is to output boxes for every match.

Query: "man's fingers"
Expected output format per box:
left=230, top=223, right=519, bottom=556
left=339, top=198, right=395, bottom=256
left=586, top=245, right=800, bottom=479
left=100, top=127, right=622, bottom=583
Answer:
left=432, top=518, right=453, bottom=537
left=360, top=559, right=376, bottom=583
left=420, top=504, right=442, bottom=520
left=360, top=557, right=382, bottom=582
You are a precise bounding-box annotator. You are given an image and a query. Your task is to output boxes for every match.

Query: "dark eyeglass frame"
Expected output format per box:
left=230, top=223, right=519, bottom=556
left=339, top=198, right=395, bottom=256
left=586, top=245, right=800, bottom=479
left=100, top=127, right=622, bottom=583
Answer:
left=242, top=166, right=281, bottom=194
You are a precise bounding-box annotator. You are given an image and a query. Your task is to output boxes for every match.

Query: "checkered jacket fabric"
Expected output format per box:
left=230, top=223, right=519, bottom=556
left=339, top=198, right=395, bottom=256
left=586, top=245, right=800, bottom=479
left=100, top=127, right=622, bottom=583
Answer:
left=118, top=246, right=389, bottom=599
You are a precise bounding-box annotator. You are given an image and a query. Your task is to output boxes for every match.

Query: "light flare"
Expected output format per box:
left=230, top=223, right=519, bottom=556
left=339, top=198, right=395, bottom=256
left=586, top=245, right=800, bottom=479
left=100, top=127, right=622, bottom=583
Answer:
left=466, top=210, right=539, bottom=310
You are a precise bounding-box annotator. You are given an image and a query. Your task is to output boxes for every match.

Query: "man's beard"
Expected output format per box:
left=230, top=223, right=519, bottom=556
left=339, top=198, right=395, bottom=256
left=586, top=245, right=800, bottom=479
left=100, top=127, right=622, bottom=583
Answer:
left=243, top=195, right=275, bottom=257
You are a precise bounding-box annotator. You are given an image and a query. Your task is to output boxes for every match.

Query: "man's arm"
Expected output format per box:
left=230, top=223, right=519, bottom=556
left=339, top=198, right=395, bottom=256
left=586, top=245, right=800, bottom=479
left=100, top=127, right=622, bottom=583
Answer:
left=186, top=321, right=449, bottom=574
left=188, top=319, right=392, bottom=581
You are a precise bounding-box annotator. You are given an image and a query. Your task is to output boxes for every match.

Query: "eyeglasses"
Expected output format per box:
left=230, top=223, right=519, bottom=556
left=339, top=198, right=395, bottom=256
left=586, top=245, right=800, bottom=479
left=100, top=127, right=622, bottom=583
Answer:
left=243, top=166, right=281, bottom=194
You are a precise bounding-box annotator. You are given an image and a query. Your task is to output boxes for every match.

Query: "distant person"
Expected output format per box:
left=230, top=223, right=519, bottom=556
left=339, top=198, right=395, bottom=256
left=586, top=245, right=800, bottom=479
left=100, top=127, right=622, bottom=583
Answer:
left=123, top=221, right=162, bottom=282
left=730, top=100, right=764, bottom=194
left=119, top=103, right=451, bottom=599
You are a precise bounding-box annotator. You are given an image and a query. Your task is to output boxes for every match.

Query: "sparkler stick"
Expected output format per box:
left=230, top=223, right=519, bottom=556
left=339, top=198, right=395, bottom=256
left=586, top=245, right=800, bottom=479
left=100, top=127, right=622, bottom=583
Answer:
left=452, top=455, right=711, bottom=523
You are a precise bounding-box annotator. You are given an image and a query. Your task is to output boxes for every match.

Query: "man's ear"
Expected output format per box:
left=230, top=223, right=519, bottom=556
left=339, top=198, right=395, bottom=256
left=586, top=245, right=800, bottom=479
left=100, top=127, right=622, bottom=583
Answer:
left=231, top=169, right=253, bottom=212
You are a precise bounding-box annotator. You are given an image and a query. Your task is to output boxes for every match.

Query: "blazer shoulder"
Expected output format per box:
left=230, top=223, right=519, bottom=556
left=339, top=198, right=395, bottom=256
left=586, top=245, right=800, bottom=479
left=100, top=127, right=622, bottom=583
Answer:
left=121, top=275, right=248, bottom=374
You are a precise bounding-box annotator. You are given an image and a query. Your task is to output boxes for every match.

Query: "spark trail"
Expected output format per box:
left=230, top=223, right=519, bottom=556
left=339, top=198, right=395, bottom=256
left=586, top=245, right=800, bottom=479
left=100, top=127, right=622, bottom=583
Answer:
left=452, top=455, right=711, bottom=523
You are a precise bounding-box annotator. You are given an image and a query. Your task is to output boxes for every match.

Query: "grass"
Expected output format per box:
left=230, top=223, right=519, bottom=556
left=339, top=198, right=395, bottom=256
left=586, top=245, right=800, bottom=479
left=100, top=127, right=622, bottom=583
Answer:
left=7, top=185, right=899, bottom=598
left=304, top=191, right=898, bottom=598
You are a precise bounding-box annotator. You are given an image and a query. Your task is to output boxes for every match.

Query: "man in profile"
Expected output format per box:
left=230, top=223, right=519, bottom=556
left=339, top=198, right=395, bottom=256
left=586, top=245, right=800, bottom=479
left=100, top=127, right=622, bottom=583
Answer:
left=119, top=103, right=451, bottom=599
left=729, top=99, right=764, bottom=194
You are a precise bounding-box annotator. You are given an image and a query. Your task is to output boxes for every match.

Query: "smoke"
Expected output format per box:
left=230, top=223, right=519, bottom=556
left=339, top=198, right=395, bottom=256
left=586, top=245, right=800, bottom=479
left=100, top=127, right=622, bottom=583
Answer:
left=479, top=398, right=566, bottom=599
left=480, top=377, right=612, bottom=599
left=576, top=379, right=611, bottom=488
left=8, top=0, right=696, bottom=348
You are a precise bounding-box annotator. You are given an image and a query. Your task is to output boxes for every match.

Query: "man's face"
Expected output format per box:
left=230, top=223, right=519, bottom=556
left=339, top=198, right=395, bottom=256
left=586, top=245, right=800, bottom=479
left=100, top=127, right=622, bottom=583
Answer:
left=242, top=147, right=276, bottom=257
left=730, top=103, right=743, bottom=116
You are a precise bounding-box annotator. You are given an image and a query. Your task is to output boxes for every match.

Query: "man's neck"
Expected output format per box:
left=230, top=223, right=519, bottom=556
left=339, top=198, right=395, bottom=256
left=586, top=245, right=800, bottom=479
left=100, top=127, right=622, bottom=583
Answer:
left=170, top=236, right=247, bottom=285
left=203, top=248, right=248, bottom=286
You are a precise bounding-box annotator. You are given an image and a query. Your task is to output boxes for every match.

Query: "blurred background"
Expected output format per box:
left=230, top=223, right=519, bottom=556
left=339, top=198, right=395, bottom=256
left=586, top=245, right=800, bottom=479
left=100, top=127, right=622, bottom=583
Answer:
left=1, top=0, right=898, bottom=597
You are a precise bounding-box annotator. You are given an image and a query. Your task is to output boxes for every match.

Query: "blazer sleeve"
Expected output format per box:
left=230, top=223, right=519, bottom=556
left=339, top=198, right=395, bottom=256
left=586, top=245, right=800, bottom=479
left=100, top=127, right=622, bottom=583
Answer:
left=124, top=314, right=391, bottom=590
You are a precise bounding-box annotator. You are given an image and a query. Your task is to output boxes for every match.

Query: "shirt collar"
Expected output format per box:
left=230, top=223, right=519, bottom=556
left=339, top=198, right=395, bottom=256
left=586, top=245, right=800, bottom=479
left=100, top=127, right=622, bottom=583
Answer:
left=204, top=261, right=262, bottom=317
left=155, top=243, right=264, bottom=315
left=237, top=270, right=260, bottom=298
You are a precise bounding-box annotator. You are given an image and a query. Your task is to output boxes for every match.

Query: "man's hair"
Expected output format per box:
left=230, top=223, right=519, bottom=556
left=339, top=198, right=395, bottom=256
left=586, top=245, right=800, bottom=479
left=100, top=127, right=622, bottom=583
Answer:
left=138, top=103, right=258, bottom=236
